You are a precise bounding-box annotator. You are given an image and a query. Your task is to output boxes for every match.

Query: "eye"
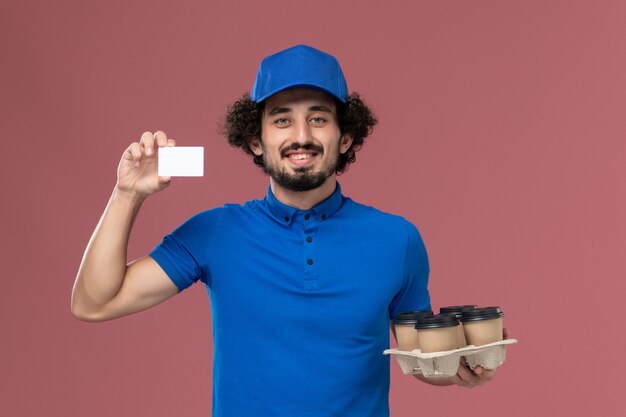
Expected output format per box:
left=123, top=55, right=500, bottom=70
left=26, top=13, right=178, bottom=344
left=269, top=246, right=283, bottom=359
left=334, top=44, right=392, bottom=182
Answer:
left=309, top=116, right=327, bottom=124
left=274, top=117, right=290, bottom=126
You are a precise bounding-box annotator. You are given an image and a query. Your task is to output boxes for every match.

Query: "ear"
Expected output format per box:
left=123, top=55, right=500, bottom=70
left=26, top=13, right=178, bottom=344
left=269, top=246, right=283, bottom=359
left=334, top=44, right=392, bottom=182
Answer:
left=248, top=138, right=263, bottom=156
left=339, top=134, right=353, bottom=154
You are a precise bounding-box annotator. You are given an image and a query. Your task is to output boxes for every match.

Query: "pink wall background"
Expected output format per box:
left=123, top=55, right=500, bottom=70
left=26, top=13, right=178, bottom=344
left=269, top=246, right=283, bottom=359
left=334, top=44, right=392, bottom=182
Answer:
left=2, top=1, right=625, bottom=416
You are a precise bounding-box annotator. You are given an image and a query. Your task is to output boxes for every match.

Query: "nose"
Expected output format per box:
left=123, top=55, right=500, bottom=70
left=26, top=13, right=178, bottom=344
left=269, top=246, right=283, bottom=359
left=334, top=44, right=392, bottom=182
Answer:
left=293, top=118, right=313, bottom=145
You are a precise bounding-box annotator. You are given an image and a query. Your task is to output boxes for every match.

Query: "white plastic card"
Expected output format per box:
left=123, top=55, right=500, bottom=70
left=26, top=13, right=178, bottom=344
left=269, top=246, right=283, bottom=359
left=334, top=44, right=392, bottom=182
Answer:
left=158, top=146, right=204, bottom=177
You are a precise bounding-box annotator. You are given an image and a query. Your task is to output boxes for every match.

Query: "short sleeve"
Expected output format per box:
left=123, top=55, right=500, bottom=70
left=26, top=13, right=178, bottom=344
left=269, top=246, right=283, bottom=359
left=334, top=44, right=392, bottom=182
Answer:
left=149, top=208, right=222, bottom=292
left=388, top=221, right=431, bottom=319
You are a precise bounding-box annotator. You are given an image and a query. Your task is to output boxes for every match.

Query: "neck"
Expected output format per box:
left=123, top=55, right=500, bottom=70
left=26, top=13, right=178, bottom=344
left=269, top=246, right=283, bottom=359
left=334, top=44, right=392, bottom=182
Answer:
left=270, top=176, right=337, bottom=210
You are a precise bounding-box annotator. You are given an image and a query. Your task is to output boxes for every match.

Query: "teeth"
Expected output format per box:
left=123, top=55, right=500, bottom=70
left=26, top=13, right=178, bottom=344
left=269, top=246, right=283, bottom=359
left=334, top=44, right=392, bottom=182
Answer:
left=289, top=154, right=313, bottom=160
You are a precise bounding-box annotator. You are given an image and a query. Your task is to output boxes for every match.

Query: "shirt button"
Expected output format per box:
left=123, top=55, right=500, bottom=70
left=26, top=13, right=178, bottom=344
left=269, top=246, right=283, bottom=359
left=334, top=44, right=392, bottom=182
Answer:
left=307, top=259, right=313, bottom=265
left=321, top=214, right=327, bottom=220
left=304, top=214, right=310, bottom=220
left=306, top=236, right=313, bottom=243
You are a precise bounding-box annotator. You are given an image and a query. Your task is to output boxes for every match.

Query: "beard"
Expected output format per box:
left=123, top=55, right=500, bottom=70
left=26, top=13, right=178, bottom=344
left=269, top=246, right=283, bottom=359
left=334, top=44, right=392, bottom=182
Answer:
left=262, top=142, right=339, bottom=192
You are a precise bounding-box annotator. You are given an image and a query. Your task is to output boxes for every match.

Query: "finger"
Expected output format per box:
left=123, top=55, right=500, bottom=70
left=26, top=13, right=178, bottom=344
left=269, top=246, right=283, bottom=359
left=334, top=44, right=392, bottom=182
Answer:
left=138, top=131, right=153, bottom=155
left=154, top=130, right=168, bottom=148
left=457, top=364, right=480, bottom=386
left=159, top=175, right=171, bottom=183
left=140, top=131, right=156, bottom=156
left=128, top=142, right=143, bottom=166
left=503, top=328, right=510, bottom=340
left=478, top=368, right=496, bottom=383
left=451, top=374, right=473, bottom=389
left=472, top=365, right=496, bottom=385
left=167, top=138, right=176, bottom=147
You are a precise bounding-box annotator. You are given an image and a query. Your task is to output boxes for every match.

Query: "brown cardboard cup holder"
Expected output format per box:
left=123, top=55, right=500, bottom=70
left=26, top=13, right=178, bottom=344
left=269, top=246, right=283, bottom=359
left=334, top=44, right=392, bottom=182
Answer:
left=384, top=338, right=518, bottom=377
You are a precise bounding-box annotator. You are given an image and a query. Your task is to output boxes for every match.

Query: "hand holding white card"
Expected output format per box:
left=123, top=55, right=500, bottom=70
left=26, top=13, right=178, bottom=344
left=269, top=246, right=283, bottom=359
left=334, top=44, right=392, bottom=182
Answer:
left=158, top=146, right=204, bottom=177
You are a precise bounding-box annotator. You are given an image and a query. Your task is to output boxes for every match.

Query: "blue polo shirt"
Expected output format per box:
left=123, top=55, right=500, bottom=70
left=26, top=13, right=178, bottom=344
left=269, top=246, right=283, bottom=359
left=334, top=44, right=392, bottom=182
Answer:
left=149, top=182, right=430, bottom=417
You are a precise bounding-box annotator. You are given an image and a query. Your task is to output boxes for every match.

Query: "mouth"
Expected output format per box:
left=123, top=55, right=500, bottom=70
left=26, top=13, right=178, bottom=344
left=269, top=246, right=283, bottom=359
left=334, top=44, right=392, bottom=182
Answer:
left=282, top=146, right=323, bottom=167
left=284, top=151, right=318, bottom=167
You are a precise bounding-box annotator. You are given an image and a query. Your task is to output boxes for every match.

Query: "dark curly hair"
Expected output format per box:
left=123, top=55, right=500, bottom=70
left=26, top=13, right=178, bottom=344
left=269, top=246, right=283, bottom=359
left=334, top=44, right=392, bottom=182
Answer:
left=219, top=92, right=377, bottom=174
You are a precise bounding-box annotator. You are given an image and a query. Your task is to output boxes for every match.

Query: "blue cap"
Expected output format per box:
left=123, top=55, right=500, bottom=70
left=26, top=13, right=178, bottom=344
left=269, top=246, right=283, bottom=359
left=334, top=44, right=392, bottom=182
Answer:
left=250, top=45, right=348, bottom=103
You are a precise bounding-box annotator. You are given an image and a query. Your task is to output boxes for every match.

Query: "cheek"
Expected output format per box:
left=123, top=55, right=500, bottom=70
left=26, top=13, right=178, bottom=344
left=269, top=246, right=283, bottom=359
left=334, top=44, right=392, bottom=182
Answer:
left=259, top=141, right=281, bottom=161
left=261, top=128, right=286, bottom=148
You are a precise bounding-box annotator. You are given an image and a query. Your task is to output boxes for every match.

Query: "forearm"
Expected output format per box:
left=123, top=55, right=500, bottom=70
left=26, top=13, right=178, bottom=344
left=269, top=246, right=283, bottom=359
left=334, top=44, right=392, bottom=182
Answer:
left=71, top=187, right=146, bottom=319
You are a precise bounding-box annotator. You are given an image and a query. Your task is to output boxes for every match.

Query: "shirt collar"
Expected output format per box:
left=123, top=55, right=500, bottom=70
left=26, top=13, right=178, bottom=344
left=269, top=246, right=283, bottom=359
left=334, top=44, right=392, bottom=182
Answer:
left=265, top=182, right=344, bottom=224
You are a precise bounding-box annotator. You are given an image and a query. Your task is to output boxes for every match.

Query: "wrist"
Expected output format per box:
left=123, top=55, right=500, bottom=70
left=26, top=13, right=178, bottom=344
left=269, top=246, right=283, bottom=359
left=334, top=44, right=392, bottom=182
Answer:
left=113, top=186, right=148, bottom=205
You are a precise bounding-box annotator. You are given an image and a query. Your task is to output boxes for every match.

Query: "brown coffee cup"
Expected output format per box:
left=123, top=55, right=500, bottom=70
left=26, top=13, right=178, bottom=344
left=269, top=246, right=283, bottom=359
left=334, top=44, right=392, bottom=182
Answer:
left=393, top=310, right=433, bottom=351
left=439, top=305, right=478, bottom=348
left=460, top=307, right=505, bottom=346
left=414, top=314, right=460, bottom=353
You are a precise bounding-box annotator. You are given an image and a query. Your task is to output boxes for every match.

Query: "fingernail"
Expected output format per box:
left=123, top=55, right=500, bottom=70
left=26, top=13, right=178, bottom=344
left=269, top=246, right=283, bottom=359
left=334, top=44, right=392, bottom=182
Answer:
left=147, top=147, right=152, bottom=155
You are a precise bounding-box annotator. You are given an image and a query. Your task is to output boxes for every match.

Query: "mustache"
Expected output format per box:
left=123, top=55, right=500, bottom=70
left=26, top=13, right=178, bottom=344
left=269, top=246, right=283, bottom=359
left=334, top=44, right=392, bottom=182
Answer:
left=280, top=143, right=324, bottom=158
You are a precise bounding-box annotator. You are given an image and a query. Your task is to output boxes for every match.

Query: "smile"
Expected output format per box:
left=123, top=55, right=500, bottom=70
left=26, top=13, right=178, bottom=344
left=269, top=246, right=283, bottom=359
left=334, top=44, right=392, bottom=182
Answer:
left=288, top=153, right=315, bottom=160
left=283, top=150, right=320, bottom=167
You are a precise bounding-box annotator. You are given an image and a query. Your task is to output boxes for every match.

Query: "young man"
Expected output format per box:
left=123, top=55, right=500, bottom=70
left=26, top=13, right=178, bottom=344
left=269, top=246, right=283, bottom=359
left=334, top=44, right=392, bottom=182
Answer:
left=72, top=45, right=501, bottom=417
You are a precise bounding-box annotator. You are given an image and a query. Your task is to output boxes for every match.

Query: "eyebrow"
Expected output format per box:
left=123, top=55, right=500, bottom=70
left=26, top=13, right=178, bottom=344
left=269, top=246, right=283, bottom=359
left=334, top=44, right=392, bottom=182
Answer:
left=268, top=105, right=333, bottom=116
